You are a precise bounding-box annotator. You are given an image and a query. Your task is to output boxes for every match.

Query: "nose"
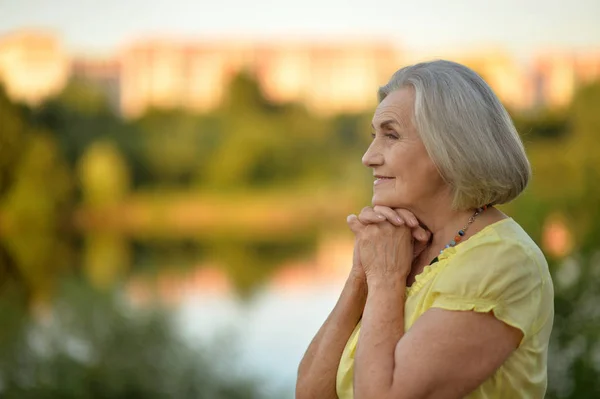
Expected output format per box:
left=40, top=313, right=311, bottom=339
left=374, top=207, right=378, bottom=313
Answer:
left=362, top=141, right=384, bottom=168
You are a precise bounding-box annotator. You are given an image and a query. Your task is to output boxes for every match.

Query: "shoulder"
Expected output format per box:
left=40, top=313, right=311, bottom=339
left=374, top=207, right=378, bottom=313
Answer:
left=441, top=218, right=549, bottom=288
left=431, top=218, right=554, bottom=341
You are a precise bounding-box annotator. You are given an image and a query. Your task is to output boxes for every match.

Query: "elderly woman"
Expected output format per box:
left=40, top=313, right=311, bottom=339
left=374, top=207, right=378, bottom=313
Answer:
left=296, top=60, right=554, bottom=399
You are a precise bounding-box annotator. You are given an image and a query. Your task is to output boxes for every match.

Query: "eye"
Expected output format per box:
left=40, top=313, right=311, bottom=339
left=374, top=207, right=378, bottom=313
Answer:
left=370, top=132, right=376, bottom=139
left=385, top=132, right=399, bottom=139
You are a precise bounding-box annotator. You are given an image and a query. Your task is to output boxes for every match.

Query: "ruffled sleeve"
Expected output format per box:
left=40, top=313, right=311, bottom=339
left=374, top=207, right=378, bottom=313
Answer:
left=430, top=234, right=546, bottom=344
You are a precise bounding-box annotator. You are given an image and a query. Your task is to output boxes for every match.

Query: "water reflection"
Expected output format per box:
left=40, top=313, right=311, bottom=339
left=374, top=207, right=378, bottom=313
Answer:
left=0, top=225, right=355, bottom=397
left=177, top=279, right=346, bottom=398
left=125, top=232, right=355, bottom=396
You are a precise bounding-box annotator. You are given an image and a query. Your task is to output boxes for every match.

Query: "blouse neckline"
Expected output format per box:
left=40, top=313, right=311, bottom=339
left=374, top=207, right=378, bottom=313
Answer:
left=406, top=217, right=513, bottom=297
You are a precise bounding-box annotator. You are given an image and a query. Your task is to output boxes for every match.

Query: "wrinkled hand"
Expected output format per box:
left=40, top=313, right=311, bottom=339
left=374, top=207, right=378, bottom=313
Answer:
left=356, top=206, right=431, bottom=260
left=347, top=207, right=419, bottom=281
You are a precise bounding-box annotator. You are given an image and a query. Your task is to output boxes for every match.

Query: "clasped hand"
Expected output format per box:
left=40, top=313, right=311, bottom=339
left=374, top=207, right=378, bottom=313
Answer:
left=347, top=206, right=431, bottom=282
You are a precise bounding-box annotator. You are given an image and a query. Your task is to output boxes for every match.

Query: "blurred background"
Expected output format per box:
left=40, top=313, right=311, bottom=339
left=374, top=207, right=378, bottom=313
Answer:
left=0, top=0, right=599, bottom=398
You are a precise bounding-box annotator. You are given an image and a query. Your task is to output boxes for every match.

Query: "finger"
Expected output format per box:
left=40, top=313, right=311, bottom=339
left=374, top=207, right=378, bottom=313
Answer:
left=393, top=208, right=420, bottom=227
left=358, top=206, right=387, bottom=224
left=347, top=214, right=365, bottom=234
left=413, top=241, right=429, bottom=259
left=374, top=206, right=417, bottom=227
left=372, top=205, right=405, bottom=226
left=411, top=226, right=431, bottom=242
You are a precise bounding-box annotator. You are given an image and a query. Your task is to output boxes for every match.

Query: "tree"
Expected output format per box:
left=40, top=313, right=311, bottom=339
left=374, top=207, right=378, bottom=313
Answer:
left=0, top=280, right=269, bottom=398
left=505, top=82, right=600, bottom=399
left=0, top=85, right=27, bottom=196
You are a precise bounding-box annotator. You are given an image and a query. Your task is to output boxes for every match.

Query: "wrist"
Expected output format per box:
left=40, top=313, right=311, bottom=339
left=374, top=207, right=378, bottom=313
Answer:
left=366, top=272, right=408, bottom=290
left=346, top=271, right=368, bottom=296
left=347, top=271, right=367, bottom=288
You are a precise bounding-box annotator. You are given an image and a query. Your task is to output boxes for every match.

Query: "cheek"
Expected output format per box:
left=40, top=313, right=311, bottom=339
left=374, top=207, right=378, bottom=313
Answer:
left=398, top=152, right=443, bottom=193
left=420, top=158, right=439, bottom=179
left=388, top=148, right=415, bottom=177
left=418, top=160, right=446, bottom=194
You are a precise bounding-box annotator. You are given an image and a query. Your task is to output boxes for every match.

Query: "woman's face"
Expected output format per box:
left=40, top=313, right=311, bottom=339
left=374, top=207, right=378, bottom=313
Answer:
left=362, top=87, right=448, bottom=210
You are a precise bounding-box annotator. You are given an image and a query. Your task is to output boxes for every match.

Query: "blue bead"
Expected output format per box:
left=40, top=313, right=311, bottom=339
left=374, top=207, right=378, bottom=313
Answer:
left=445, top=244, right=451, bottom=248
left=440, top=250, right=444, bottom=254
left=450, top=240, right=456, bottom=246
left=458, top=230, right=465, bottom=236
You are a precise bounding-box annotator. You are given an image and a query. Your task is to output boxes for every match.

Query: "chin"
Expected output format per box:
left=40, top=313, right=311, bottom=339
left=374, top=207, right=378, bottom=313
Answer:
left=371, top=194, right=406, bottom=209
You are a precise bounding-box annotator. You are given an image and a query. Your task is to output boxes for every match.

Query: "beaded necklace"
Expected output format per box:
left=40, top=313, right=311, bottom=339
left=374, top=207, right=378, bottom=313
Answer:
left=429, top=204, right=492, bottom=265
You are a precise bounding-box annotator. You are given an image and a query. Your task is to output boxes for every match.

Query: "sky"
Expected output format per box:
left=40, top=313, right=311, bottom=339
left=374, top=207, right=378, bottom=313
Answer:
left=1, top=0, right=599, bottom=57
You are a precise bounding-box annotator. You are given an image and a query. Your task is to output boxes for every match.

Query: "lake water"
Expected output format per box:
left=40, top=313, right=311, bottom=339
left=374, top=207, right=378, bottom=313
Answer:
left=176, top=277, right=346, bottom=397
left=123, top=233, right=356, bottom=396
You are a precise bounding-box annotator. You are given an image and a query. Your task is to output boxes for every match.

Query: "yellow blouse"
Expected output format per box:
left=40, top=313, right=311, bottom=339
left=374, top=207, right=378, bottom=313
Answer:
left=336, top=218, right=554, bottom=399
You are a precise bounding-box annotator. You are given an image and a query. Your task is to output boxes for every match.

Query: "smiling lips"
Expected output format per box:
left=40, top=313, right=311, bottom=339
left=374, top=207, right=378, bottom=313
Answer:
left=374, top=175, right=395, bottom=185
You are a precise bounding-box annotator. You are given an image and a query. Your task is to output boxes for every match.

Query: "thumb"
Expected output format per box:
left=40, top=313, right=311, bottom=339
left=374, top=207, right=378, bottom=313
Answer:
left=347, top=214, right=364, bottom=234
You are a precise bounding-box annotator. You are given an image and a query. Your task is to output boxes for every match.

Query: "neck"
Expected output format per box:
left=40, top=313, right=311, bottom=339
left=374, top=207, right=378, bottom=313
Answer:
left=411, top=196, right=478, bottom=250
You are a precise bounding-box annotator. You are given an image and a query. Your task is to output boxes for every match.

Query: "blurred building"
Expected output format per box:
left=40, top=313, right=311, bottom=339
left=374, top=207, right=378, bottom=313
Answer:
left=532, top=52, right=600, bottom=109
left=453, top=50, right=534, bottom=110
left=532, top=53, right=577, bottom=109
left=0, top=30, right=69, bottom=105
left=253, top=42, right=403, bottom=114
left=119, top=40, right=247, bottom=118
left=1, top=30, right=599, bottom=116
left=574, top=52, right=600, bottom=84
left=118, top=40, right=403, bottom=118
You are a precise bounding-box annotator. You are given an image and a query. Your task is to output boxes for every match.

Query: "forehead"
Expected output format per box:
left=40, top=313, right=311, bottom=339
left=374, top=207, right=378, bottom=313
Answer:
left=372, top=87, right=415, bottom=127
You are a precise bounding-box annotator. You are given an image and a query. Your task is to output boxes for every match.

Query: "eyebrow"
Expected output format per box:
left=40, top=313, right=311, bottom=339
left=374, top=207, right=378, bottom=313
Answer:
left=371, top=119, right=399, bottom=131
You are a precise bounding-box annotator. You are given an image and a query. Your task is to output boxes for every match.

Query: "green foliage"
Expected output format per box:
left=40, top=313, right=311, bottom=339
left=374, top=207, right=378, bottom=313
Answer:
left=78, top=140, right=131, bottom=207
left=24, top=73, right=374, bottom=192
left=134, top=110, right=206, bottom=186
left=504, top=82, right=600, bottom=399
left=542, top=84, right=600, bottom=399
left=1, top=133, right=73, bottom=229
left=0, top=280, right=268, bottom=399
left=512, top=108, right=569, bottom=141
left=27, top=80, right=126, bottom=169
left=0, top=88, right=75, bottom=303
left=0, top=86, right=27, bottom=196
left=222, top=72, right=277, bottom=114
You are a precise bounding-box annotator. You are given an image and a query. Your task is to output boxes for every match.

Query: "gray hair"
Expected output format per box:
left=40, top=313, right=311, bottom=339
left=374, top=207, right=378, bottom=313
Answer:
left=378, top=60, right=531, bottom=210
